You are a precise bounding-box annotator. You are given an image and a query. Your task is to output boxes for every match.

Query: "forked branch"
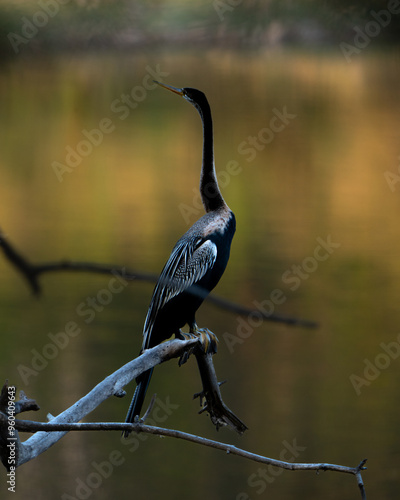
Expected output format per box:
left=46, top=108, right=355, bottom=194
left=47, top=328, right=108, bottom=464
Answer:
left=0, top=338, right=367, bottom=499
left=0, top=338, right=198, bottom=468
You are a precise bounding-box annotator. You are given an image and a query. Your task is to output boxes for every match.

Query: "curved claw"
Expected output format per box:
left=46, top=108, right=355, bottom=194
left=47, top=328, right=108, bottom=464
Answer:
left=177, top=325, right=219, bottom=365
left=191, top=325, right=218, bottom=355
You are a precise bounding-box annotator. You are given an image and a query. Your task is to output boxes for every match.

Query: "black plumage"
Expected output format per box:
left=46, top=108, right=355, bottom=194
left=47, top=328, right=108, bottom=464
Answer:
left=124, top=83, right=235, bottom=435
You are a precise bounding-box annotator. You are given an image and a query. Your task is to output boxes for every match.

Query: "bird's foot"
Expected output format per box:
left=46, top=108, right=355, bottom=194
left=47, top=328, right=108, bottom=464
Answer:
left=194, top=326, right=219, bottom=355
left=177, top=326, right=218, bottom=366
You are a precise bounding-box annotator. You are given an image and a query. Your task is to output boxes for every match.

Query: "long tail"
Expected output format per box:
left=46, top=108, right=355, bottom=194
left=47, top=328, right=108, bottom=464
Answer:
left=123, top=368, right=154, bottom=438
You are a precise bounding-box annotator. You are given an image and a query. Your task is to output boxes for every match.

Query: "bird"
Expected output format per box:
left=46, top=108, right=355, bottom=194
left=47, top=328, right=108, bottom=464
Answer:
left=124, top=81, right=236, bottom=436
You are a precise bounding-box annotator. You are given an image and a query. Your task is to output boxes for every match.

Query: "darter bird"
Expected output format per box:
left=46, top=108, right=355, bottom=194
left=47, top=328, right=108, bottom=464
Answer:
left=124, top=82, right=236, bottom=436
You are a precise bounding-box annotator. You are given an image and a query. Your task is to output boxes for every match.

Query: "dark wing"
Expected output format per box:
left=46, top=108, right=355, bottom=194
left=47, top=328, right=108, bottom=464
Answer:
left=142, top=236, right=217, bottom=349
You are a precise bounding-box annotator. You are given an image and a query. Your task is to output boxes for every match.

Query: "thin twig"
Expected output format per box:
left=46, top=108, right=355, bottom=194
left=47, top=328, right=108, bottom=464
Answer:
left=0, top=229, right=317, bottom=328
left=2, top=416, right=367, bottom=498
left=206, top=293, right=317, bottom=328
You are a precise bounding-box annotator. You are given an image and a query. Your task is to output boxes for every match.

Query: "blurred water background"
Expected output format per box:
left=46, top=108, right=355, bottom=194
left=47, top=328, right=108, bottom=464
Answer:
left=1, top=2, right=400, bottom=499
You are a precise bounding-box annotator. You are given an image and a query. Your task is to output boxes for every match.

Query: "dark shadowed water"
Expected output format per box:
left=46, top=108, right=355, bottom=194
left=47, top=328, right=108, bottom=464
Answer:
left=1, top=49, right=400, bottom=499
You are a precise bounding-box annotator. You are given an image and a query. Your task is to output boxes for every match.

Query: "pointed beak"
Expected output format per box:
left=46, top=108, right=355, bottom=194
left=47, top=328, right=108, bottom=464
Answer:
left=154, top=81, right=184, bottom=96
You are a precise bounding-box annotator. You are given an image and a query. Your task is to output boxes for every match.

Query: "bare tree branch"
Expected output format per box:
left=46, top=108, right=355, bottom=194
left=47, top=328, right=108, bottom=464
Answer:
left=0, top=416, right=367, bottom=499
left=0, top=325, right=367, bottom=499
left=0, top=228, right=317, bottom=328
left=0, top=345, right=368, bottom=500
left=194, top=353, right=247, bottom=433
left=0, top=336, right=248, bottom=468
left=0, top=228, right=40, bottom=294
left=1, top=338, right=196, bottom=467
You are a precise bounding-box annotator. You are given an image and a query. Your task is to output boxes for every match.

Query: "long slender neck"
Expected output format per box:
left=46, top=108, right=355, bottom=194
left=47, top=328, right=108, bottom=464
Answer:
left=197, top=101, right=226, bottom=213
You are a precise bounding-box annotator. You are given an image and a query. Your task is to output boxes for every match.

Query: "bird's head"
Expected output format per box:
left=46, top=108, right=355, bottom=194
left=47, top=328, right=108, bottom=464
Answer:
left=154, top=81, right=208, bottom=115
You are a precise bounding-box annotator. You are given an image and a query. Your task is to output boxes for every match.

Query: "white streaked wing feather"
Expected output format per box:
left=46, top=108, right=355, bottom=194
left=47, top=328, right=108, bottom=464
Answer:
left=142, top=237, right=217, bottom=348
